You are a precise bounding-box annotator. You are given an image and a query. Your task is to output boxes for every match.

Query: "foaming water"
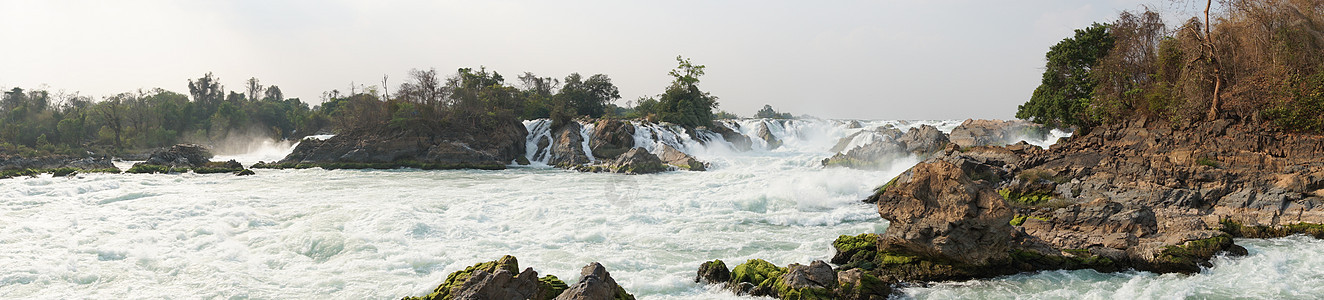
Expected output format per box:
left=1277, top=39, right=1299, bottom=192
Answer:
left=0, top=119, right=1107, bottom=299
left=901, top=236, right=1324, bottom=299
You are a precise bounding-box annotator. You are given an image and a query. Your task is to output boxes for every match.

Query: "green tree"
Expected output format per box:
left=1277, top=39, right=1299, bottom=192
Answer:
left=1015, top=23, right=1114, bottom=129
left=655, top=56, right=718, bottom=127
left=754, top=104, right=793, bottom=119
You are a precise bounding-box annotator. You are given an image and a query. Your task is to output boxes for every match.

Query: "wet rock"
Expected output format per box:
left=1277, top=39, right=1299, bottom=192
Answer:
left=142, top=144, right=213, bottom=168
left=0, top=155, right=116, bottom=174
left=657, top=144, right=706, bottom=171
left=404, top=255, right=569, bottom=300
left=707, top=123, right=753, bottom=152
left=549, top=122, right=590, bottom=167
left=589, top=119, right=636, bottom=160
left=834, top=269, right=890, bottom=300
left=603, top=148, right=666, bottom=174
left=846, top=120, right=863, bottom=129
left=757, top=121, right=783, bottom=150
left=236, top=169, right=256, bottom=176
left=695, top=260, right=730, bottom=285
left=780, top=260, right=835, bottom=291
left=555, top=262, right=635, bottom=300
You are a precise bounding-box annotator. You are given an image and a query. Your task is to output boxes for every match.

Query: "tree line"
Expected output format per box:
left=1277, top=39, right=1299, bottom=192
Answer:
left=0, top=56, right=739, bottom=157
left=1017, top=0, right=1324, bottom=133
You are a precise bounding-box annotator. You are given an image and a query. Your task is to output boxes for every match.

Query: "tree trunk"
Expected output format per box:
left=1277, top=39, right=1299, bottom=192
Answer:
left=1204, top=0, right=1224, bottom=120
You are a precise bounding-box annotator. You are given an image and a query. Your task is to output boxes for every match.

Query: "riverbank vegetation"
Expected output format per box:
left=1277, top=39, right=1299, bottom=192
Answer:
left=1, top=56, right=728, bottom=157
left=1017, top=0, right=1323, bottom=133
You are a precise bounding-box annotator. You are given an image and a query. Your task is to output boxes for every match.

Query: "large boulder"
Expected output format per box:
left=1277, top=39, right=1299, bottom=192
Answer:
left=555, top=262, right=635, bottom=300
left=657, top=144, right=706, bottom=171
left=589, top=119, right=636, bottom=160
left=695, top=260, right=731, bottom=285
left=705, top=123, right=753, bottom=151
left=549, top=122, right=590, bottom=167
left=948, top=119, right=1049, bottom=148
left=897, top=125, right=949, bottom=153
left=601, top=148, right=667, bottom=174
left=403, top=255, right=568, bottom=300
left=875, top=159, right=1015, bottom=266
left=141, top=144, right=212, bottom=168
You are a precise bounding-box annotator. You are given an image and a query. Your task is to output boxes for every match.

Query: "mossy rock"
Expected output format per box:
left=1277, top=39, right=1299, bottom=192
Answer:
left=405, top=255, right=522, bottom=300
left=1151, top=235, right=1243, bottom=273
left=998, top=188, right=1054, bottom=206
left=0, top=168, right=40, bottom=179
left=537, top=275, right=568, bottom=300
left=832, top=233, right=879, bottom=266
left=729, top=259, right=787, bottom=289
left=696, top=259, right=731, bottom=284
left=236, top=169, right=256, bottom=176
left=126, top=164, right=172, bottom=174
left=1221, top=219, right=1324, bottom=239
left=49, top=167, right=79, bottom=176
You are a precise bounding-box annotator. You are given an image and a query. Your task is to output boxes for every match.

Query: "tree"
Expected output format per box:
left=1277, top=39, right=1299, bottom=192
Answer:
left=97, top=93, right=129, bottom=150
left=655, top=56, right=718, bottom=127
left=556, top=73, right=621, bottom=118
left=1015, top=23, right=1114, bottom=129
left=264, top=85, right=284, bottom=102
left=755, top=104, right=793, bottom=119
left=246, top=77, right=263, bottom=103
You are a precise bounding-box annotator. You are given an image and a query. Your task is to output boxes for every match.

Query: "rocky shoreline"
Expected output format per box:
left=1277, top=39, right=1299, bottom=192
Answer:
left=695, top=117, right=1324, bottom=299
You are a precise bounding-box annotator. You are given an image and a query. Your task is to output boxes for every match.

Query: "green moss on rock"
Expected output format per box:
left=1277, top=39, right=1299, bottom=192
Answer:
left=405, top=255, right=522, bottom=300
left=729, top=259, right=787, bottom=289
left=1221, top=219, right=1324, bottom=239
left=537, top=275, right=568, bottom=300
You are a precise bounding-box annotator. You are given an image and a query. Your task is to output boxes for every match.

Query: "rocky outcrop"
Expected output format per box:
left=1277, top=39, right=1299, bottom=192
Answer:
left=822, top=125, right=948, bottom=170
left=657, top=145, right=706, bottom=171
left=757, top=121, right=783, bottom=150
left=555, top=262, right=636, bottom=300
left=549, top=122, right=590, bottom=167
left=948, top=119, right=1049, bottom=148
left=576, top=148, right=667, bottom=174
left=256, top=118, right=526, bottom=170
left=706, top=123, right=753, bottom=151
left=589, top=119, right=635, bottom=160
left=128, top=144, right=245, bottom=174
left=897, top=124, right=949, bottom=153
left=830, top=126, right=904, bottom=154
left=695, top=260, right=730, bottom=285
left=849, top=117, right=1324, bottom=287
left=403, top=255, right=572, bottom=300
left=0, top=154, right=118, bottom=178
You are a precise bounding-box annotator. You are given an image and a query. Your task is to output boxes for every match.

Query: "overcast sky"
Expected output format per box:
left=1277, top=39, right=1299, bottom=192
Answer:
left=1, top=0, right=1191, bottom=120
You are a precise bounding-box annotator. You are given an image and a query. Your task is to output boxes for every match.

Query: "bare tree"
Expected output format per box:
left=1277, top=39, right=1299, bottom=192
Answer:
left=246, top=77, right=263, bottom=103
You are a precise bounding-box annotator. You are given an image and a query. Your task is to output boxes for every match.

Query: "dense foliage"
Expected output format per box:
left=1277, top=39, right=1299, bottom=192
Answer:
left=0, top=74, right=319, bottom=156
left=1019, top=0, right=1324, bottom=133
left=1, top=56, right=724, bottom=157
left=754, top=104, right=794, bottom=119
left=654, top=56, right=720, bottom=128
left=1015, top=23, right=1114, bottom=129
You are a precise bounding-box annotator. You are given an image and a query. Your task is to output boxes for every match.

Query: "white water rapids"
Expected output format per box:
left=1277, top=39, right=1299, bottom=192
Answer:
left=1, top=119, right=1317, bottom=299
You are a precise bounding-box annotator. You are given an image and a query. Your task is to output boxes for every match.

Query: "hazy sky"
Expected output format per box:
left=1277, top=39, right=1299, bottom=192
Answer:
left=0, top=0, right=1189, bottom=120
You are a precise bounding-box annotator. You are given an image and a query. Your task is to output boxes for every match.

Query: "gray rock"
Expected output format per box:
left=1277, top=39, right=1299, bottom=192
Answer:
left=555, top=262, right=635, bottom=300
